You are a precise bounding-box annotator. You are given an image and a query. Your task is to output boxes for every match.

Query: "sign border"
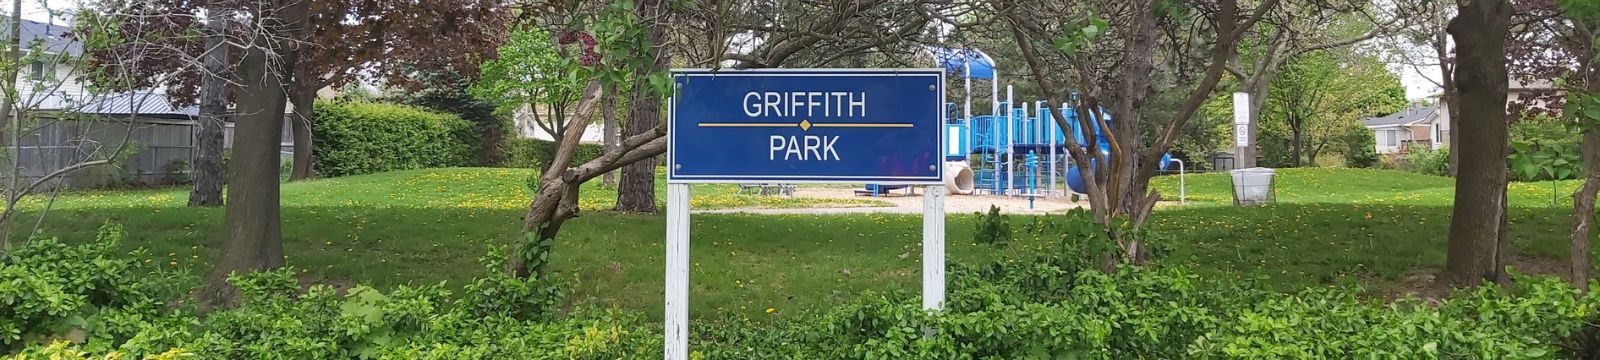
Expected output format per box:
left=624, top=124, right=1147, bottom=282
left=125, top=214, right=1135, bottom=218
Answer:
left=666, top=68, right=947, bottom=184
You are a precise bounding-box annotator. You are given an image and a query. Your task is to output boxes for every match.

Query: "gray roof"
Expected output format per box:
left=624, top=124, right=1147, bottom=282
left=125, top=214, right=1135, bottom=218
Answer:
left=1362, top=105, right=1437, bottom=127
left=77, top=92, right=199, bottom=120
left=0, top=18, right=80, bottom=56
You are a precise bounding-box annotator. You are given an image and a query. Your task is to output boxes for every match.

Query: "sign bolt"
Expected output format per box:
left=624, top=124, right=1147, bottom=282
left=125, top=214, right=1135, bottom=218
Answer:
left=674, top=164, right=682, bottom=171
left=929, top=165, right=937, bottom=172
left=928, top=84, right=935, bottom=92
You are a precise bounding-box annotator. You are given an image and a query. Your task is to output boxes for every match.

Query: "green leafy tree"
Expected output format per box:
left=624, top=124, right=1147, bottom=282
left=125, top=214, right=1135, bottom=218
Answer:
left=472, top=27, right=587, bottom=167
left=1264, top=51, right=1407, bottom=167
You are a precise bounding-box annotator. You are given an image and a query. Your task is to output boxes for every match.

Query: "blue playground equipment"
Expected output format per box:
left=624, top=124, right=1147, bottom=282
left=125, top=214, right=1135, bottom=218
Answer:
left=846, top=45, right=1182, bottom=199
left=942, top=86, right=1176, bottom=197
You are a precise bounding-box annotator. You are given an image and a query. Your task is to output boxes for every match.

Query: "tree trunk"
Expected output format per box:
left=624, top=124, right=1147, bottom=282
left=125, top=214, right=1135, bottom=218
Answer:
left=0, top=0, right=19, bottom=246
left=1434, top=5, right=1461, bottom=178
left=511, top=81, right=605, bottom=278
left=195, top=0, right=306, bottom=309
left=511, top=101, right=669, bottom=278
left=602, top=86, right=619, bottom=188
left=614, top=0, right=669, bottom=213
left=1441, top=0, right=1512, bottom=288
left=286, top=10, right=317, bottom=183
left=1291, top=127, right=1303, bottom=167
left=287, top=50, right=317, bottom=181
left=187, top=2, right=229, bottom=208
left=1571, top=132, right=1599, bottom=291
left=1569, top=72, right=1600, bottom=291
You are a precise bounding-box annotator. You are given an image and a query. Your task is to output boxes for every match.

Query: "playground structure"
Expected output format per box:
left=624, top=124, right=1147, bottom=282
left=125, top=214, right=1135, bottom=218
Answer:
left=924, top=46, right=1178, bottom=201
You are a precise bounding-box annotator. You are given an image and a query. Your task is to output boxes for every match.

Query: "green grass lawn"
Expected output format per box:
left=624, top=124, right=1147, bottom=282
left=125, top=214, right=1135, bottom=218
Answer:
left=14, top=167, right=1587, bottom=319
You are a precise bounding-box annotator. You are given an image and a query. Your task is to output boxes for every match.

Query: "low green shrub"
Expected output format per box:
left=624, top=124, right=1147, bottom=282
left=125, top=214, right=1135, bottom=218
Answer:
left=498, top=138, right=605, bottom=171
left=1343, top=125, right=1379, bottom=168
left=10, top=220, right=1600, bottom=359
left=1405, top=146, right=1451, bottom=176
left=973, top=205, right=1012, bottom=246
left=312, top=101, right=476, bottom=177
left=0, top=222, right=182, bottom=354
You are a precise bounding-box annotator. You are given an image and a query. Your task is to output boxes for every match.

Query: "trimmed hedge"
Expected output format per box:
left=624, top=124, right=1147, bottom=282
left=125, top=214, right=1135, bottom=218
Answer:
left=312, top=101, right=476, bottom=177
left=498, top=138, right=604, bottom=171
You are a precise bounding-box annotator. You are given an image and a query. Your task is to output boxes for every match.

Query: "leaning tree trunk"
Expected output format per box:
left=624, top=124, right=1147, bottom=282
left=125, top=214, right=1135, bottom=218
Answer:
left=195, top=0, right=305, bottom=309
left=188, top=1, right=230, bottom=208
left=511, top=81, right=670, bottom=278
left=614, top=0, right=669, bottom=213
left=1441, top=0, right=1513, bottom=288
left=511, top=81, right=605, bottom=278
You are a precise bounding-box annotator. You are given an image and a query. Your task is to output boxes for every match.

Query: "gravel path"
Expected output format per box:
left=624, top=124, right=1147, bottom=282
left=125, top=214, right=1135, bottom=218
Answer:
left=695, top=186, right=1087, bottom=215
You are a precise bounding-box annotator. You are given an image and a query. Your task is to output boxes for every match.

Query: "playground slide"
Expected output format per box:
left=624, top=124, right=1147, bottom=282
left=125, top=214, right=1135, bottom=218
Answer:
left=944, top=162, right=975, bottom=195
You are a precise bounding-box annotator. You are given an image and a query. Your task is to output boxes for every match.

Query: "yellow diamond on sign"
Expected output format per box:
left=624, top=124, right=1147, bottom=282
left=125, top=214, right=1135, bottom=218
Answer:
left=799, top=119, right=812, bottom=131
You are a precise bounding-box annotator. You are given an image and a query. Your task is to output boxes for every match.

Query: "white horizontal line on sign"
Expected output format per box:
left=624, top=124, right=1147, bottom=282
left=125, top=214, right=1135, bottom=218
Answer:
left=697, top=123, right=797, bottom=127
left=679, top=74, right=941, bottom=78
left=812, top=123, right=913, bottom=128
left=695, top=122, right=914, bottom=128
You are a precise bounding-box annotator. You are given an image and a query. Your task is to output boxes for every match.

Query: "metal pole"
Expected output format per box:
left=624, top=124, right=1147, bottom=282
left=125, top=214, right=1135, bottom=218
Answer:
left=1005, top=86, right=1014, bottom=196
left=1048, top=104, right=1057, bottom=196
left=1174, top=159, right=1186, bottom=205
left=664, top=184, right=691, bottom=360
left=922, top=186, right=946, bottom=310
left=990, top=75, right=999, bottom=116
left=963, top=62, right=972, bottom=123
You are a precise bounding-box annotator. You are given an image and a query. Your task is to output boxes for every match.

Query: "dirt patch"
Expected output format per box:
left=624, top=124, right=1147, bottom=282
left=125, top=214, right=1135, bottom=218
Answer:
left=1377, top=256, right=1583, bottom=303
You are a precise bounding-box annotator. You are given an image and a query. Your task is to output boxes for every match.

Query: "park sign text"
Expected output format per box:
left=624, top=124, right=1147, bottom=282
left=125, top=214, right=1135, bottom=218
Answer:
left=667, top=69, right=945, bottom=184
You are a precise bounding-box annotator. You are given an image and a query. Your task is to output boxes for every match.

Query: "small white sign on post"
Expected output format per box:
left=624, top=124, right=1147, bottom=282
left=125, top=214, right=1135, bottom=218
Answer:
left=1233, top=92, right=1251, bottom=148
left=1232, top=92, right=1250, bottom=125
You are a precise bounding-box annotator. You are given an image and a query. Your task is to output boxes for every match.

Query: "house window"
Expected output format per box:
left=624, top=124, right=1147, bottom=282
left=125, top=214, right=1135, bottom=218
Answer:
left=29, top=61, right=52, bottom=82
left=1383, top=130, right=1397, bottom=146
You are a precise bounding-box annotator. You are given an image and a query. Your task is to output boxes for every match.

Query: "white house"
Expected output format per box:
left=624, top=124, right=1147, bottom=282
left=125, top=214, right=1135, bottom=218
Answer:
left=513, top=104, right=606, bottom=143
left=10, top=18, right=90, bottom=109
left=1362, top=80, right=1560, bottom=155
left=1362, top=103, right=1447, bottom=154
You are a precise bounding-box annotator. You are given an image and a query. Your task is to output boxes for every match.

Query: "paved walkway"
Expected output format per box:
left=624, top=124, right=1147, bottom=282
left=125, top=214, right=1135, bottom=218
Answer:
left=694, top=187, right=1087, bottom=215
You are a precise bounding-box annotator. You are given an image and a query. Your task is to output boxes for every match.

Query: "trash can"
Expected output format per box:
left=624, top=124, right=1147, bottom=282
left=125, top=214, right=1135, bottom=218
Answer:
left=1229, top=167, right=1276, bottom=206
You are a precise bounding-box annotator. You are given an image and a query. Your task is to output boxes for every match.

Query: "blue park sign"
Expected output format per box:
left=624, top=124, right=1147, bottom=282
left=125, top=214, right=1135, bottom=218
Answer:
left=667, top=69, right=946, bottom=184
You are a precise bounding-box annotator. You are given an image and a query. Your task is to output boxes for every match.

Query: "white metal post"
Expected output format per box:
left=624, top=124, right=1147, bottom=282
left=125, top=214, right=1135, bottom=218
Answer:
left=1035, top=101, right=1047, bottom=144
left=1005, top=86, right=1015, bottom=196
left=1048, top=104, right=1057, bottom=196
left=1174, top=159, right=1186, bottom=205
left=964, top=62, right=972, bottom=123
left=985, top=73, right=998, bottom=116
left=664, top=183, right=691, bottom=360
left=922, top=186, right=946, bottom=310
left=990, top=66, right=1000, bottom=116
